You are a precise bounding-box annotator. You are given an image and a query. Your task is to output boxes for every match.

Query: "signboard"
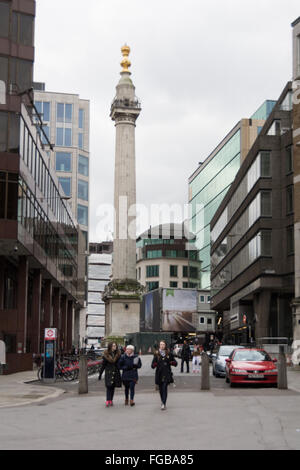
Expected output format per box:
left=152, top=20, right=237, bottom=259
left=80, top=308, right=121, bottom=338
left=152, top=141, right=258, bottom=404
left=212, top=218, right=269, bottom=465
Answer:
left=44, top=328, right=57, bottom=341
left=43, top=328, right=57, bottom=381
left=162, top=289, right=197, bottom=332
left=140, top=290, right=160, bottom=332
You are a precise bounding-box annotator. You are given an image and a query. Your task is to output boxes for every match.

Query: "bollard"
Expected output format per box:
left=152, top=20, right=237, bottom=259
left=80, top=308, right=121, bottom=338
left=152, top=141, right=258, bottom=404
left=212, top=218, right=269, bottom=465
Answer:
left=201, top=353, right=210, bottom=390
left=277, top=345, right=288, bottom=390
left=78, top=355, right=88, bottom=394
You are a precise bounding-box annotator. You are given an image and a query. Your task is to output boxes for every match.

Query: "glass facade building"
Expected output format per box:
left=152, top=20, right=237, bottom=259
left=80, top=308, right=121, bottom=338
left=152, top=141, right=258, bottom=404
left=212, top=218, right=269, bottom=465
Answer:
left=188, top=101, right=276, bottom=290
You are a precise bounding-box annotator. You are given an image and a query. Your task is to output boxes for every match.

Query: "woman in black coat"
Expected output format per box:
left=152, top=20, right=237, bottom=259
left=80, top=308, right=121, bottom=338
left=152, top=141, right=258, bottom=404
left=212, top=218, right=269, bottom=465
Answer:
left=118, top=345, right=142, bottom=406
left=98, top=342, right=122, bottom=407
left=151, top=340, right=177, bottom=411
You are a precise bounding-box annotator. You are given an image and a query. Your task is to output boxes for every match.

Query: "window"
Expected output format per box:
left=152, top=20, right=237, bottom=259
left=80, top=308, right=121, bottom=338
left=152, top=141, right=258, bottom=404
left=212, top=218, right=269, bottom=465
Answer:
left=260, top=230, right=272, bottom=257
left=261, top=191, right=272, bottom=216
left=170, top=281, right=178, bottom=288
left=146, top=250, right=162, bottom=259
left=58, top=177, right=71, bottom=197
left=0, top=2, right=10, bottom=38
left=56, top=127, right=72, bottom=147
left=287, top=226, right=294, bottom=255
left=189, top=266, right=198, bottom=279
left=78, top=179, right=88, bottom=201
left=35, top=101, right=50, bottom=122
left=56, top=152, right=71, bottom=172
left=57, top=103, right=72, bottom=123
left=260, top=151, right=271, bottom=177
left=267, top=120, right=281, bottom=136
left=78, top=155, right=89, bottom=176
left=79, top=109, right=84, bottom=129
left=207, top=295, right=211, bottom=302
left=286, top=186, right=294, bottom=214
left=200, top=317, right=205, bottom=324
left=286, top=146, right=293, bottom=174
left=146, top=281, right=159, bottom=292
left=78, top=204, right=88, bottom=226
left=183, top=265, right=188, bottom=278
left=78, top=133, right=83, bottom=149
left=207, top=318, right=212, bottom=325
left=146, top=265, right=159, bottom=277
left=200, top=295, right=205, bottom=303
left=11, top=11, right=34, bottom=46
left=170, top=265, right=178, bottom=277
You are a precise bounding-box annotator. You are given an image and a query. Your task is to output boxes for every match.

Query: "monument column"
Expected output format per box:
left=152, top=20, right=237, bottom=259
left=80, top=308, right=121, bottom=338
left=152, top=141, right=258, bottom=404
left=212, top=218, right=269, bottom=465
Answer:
left=103, top=45, right=144, bottom=339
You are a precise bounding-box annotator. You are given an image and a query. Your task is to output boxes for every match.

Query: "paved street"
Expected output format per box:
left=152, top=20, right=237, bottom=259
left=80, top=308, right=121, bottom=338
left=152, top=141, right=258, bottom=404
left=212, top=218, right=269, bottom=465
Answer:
left=1, top=356, right=300, bottom=450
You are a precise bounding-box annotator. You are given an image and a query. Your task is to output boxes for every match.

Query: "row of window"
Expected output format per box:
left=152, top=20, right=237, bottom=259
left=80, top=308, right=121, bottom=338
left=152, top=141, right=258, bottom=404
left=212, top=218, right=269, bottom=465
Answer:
left=56, top=152, right=89, bottom=176
left=58, top=177, right=88, bottom=201
left=145, top=249, right=192, bottom=259
left=19, top=116, right=76, bottom=233
left=211, top=230, right=272, bottom=295
left=0, top=55, right=32, bottom=94
left=0, top=2, right=34, bottom=47
left=211, top=191, right=272, bottom=270
left=146, top=281, right=198, bottom=292
left=0, top=172, right=78, bottom=280
left=142, top=265, right=199, bottom=279
left=39, top=126, right=84, bottom=149
left=211, top=151, right=271, bottom=244
left=35, top=101, right=85, bottom=128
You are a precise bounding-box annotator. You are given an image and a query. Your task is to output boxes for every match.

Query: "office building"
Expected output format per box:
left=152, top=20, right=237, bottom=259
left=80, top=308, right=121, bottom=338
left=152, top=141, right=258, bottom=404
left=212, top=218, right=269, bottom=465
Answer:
left=33, top=84, right=90, bottom=249
left=136, top=223, right=200, bottom=291
left=0, top=0, right=85, bottom=372
left=188, top=101, right=276, bottom=291
left=210, top=82, right=293, bottom=343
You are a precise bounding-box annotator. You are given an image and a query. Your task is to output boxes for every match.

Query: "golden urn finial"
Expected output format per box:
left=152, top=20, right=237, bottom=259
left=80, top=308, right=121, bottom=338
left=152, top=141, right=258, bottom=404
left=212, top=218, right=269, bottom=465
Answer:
left=120, top=44, right=131, bottom=73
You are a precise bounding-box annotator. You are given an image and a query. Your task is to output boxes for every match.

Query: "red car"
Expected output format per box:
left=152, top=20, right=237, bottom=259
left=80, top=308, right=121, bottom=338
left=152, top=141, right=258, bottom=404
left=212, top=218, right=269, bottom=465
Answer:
left=225, top=348, right=278, bottom=387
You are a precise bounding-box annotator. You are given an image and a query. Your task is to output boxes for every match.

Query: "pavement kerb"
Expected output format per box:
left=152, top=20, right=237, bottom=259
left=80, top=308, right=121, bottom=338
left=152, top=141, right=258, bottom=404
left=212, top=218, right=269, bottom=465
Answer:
left=0, top=373, right=66, bottom=409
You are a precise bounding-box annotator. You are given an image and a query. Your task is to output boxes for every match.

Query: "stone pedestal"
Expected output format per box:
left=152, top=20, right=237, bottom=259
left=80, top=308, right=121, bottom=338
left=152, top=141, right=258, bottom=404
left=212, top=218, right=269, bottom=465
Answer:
left=103, top=279, right=144, bottom=339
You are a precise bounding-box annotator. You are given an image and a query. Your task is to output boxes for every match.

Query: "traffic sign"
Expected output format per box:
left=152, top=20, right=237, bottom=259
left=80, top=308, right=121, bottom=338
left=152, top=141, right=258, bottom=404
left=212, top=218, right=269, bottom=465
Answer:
left=44, top=328, right=57, bottom=341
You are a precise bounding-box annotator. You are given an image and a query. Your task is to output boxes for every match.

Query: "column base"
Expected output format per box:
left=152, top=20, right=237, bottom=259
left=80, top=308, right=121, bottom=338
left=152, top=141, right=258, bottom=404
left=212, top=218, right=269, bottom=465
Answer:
left=102, top=279, right=144, bottom=338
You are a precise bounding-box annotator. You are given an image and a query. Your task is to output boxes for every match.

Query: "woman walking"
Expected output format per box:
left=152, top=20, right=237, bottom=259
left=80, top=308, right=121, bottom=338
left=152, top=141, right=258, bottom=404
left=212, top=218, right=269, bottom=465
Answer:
left=98, top=342, right=122, bottom=407
left=119, top=344, right=142, bottom=406
left=192, top=345, right=201, bottom=373
left=119, top=345, right=142, bottom=406
left=151, top=340, right=177, bottom=411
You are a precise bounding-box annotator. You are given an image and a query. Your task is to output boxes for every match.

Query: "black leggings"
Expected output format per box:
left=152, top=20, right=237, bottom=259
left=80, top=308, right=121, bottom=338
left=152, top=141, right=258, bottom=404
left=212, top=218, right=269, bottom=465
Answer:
left=123, top=381, right=135, bottom=400
left=159, top=382, right=168, bottom=405
left=106, top=386, right=115, bottom=402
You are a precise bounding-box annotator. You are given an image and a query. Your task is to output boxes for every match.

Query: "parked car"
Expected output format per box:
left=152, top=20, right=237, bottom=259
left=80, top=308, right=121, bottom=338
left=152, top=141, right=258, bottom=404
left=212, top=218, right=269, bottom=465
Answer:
left=225, top=348, right=278, bottom=387
left=212, top=345, right=244, bottom=378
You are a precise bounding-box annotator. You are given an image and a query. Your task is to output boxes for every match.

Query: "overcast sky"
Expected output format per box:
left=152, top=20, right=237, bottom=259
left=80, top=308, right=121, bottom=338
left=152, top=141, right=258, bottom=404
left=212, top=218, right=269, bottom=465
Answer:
left=34, top=0, right=299, bottom=242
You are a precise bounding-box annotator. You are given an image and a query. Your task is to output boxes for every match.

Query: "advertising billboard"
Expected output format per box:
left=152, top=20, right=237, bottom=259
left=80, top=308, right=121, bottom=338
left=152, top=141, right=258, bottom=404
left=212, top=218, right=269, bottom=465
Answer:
left=162, top=289, right=197, bottom=332
left=140, top=290, right=160, bottom=332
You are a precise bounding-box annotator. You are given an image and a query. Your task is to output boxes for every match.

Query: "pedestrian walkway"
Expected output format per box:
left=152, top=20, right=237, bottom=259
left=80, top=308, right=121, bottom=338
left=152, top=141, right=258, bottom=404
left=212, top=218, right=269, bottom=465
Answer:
left=0, top=369, right=65, bottom=408
left=0, top=356, right=300, bottom=408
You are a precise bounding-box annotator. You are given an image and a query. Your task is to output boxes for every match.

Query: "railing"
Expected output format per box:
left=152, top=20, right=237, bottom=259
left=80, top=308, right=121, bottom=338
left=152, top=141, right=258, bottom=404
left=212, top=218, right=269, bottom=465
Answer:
left=111, top=97, right=141, bottom=111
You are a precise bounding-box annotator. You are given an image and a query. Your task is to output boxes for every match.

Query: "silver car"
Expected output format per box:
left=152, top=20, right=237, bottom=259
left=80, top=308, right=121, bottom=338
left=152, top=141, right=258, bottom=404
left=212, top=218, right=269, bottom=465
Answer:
left=212, top=345, right=244, bottom=378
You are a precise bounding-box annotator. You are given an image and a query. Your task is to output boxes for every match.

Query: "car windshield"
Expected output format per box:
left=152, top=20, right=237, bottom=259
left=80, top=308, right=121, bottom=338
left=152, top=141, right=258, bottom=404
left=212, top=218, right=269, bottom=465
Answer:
left=219, top=346, right=241, bottom=357
left=233, top=350, right=272, bottom=362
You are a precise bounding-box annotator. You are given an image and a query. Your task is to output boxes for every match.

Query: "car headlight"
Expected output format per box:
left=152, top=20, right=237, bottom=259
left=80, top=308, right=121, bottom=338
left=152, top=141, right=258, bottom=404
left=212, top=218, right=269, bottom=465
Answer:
left=232, top=368, right=247, bottom=374
left=264, top=368, right=278, bottom=374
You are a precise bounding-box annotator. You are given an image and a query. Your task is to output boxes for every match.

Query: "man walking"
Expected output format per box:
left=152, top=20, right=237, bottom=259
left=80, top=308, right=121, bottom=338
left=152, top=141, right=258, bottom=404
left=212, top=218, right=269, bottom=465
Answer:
left=180, top=340, right=191, bottom=373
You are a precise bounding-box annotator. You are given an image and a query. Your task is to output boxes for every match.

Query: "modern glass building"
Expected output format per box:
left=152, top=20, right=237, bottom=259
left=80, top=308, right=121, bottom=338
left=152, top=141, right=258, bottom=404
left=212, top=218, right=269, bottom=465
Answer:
left=188, top=101, right=276, bottom=291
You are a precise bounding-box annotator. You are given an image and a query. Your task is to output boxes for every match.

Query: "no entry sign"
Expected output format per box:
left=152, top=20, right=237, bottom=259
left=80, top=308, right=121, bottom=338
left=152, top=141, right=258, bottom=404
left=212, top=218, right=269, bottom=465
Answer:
left=44, top=328, right=57, bottom=341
